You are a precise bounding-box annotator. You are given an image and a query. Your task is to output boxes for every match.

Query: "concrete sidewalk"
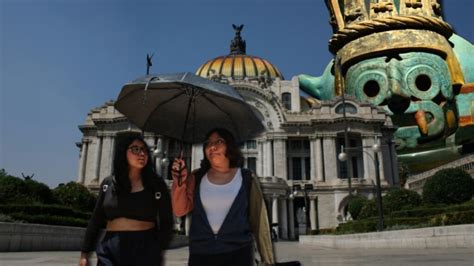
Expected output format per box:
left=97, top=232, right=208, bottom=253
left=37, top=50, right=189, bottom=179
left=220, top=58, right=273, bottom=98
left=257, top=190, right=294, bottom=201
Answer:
left=1, top=241, right=473, bottom=266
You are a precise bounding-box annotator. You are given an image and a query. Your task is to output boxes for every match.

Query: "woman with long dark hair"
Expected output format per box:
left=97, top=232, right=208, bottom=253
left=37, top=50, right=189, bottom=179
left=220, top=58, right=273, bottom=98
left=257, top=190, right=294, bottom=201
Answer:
left=172, top=128, right=275, bottom=266
left=79, top=134, right=173, bottom=266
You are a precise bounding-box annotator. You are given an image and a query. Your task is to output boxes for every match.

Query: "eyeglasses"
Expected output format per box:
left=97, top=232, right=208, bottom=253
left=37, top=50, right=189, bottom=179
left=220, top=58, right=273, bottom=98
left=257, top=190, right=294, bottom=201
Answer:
left=204, top=139, right=226, bottom=148
left=128, top=146, right=148, bottom=155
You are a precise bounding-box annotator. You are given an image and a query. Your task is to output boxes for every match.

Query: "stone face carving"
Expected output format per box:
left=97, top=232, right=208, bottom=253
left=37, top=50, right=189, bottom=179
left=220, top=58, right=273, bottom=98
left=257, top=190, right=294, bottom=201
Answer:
left=344, top=52, right=453, bottom=149
left=372, top=1, right=394, bottom=13
left=300, top=0, right=474, bottom=172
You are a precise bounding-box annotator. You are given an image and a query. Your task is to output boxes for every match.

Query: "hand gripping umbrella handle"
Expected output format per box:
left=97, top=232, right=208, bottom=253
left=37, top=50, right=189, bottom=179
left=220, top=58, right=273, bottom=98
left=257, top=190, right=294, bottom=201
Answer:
left=172, top=149, right=185, bottom=186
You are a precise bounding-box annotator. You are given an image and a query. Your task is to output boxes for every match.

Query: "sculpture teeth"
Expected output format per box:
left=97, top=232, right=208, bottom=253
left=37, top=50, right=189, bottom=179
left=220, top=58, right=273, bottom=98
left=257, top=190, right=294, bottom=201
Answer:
left=415, top=110, right=428, bottom=135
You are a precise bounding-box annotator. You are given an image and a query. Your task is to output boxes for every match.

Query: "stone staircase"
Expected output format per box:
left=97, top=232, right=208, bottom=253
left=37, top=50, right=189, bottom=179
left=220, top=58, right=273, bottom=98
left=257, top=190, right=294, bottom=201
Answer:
left=405, top=154, right=474, bottom=193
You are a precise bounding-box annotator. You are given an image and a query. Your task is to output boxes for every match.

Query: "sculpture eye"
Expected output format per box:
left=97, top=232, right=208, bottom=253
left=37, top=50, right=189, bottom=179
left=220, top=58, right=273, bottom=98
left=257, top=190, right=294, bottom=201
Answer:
left=348, top=70, right=387, bottom=106
left=415, top=74, right=432, bottom=92
left=406, top=66, right=440, bottom=100
left=345, top=57, right=388, bottom=106
left=363, top=80, right=380, bottom=98
left=401, top=53, right=452, bottom=100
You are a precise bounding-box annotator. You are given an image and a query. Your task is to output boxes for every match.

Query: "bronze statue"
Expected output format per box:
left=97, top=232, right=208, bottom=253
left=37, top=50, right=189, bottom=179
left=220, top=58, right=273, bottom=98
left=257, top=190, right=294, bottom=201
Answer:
left=146, top=53, right=154, bottom=75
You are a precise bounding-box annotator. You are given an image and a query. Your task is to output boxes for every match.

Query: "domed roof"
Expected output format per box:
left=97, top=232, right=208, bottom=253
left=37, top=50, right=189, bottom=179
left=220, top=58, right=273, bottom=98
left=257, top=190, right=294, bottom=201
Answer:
left=196, top=25, right=284, bottom=80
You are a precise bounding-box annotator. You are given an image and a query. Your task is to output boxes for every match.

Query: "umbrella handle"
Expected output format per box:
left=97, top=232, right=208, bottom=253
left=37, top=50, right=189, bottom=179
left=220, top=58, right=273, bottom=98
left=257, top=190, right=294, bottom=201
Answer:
left=177, top=148, right=185, bottom=186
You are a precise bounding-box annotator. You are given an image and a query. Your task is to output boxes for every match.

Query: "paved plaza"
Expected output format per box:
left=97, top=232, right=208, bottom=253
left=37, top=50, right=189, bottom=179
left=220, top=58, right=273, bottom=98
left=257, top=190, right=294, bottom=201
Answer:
left=0, top=241, right=473, bottom=266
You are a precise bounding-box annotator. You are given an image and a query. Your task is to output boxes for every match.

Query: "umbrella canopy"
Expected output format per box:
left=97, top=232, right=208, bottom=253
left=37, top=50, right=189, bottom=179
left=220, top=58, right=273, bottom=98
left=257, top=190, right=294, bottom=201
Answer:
left=114, top=72, right=264, bottom=144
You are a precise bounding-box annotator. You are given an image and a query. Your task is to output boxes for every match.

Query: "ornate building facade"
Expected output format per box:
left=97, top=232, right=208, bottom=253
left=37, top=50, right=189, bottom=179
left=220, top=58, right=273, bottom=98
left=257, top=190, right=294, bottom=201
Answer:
left=76, top=28, right=398, bottom=238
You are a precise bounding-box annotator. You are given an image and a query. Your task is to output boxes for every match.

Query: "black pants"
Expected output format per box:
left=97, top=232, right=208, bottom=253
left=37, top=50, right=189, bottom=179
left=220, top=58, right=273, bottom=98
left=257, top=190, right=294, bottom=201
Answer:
left=96, top=228, right=162, bottom=266
left=188, top=243, right=253, bottom=266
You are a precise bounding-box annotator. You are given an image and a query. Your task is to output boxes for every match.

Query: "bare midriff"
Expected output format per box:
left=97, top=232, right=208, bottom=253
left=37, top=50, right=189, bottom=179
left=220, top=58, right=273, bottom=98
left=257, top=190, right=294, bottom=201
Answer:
left=106, top=218, right=155, bottom=231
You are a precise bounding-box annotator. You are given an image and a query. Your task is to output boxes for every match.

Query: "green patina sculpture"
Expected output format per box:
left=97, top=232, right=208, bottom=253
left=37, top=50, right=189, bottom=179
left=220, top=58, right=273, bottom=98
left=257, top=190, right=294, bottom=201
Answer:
left=300, top=0, right=474, bottom=172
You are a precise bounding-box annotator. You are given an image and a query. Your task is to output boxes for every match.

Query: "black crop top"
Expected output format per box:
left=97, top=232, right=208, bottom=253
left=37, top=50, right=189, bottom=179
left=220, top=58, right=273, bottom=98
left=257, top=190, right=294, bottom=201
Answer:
left=81, top=176, right=173, bottom=253
left=103, top=186, right=157, bottom=222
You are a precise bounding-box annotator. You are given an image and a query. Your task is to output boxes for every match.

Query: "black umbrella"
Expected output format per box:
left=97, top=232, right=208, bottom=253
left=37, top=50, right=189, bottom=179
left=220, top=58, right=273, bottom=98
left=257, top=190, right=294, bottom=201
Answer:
left=114, top=72, right=264, bottom=144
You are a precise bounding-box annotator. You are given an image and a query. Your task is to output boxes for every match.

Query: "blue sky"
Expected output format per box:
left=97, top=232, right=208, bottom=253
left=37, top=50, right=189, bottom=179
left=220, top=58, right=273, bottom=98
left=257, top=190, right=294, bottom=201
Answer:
left=1, top=0, right=473, bottom=187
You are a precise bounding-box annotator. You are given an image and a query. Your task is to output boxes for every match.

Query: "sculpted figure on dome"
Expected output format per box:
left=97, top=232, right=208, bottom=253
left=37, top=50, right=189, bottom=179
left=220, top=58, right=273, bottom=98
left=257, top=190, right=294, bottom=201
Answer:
left=299, top=0, right=474, bottom=171
left=230, top=24, right=246, bottom=54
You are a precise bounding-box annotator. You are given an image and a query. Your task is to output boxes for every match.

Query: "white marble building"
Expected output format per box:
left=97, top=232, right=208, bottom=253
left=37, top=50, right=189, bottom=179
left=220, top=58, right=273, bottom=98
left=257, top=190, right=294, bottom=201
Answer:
left=76, top=31, right=399, bottom=238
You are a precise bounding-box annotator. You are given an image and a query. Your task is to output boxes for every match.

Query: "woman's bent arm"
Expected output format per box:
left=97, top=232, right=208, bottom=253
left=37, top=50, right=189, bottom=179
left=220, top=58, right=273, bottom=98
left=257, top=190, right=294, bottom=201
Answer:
left=171, top=172, right=196, bottom=217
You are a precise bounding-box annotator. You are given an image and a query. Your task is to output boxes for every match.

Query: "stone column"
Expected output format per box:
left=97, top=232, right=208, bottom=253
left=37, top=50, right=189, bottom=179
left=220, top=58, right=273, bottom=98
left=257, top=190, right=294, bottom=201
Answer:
left=100, top=135, right=115, bottom=178
left=93, top=136, right=103, bottom=183
left=263, top=140, right=273, bottom=177
left=362, top=136, right=376, bottom=183
left=310, top=137, right=317, bottom=181
left=310, top=197, right=317, bottom=231
left=77, top=140, right=88, bottom=184
left=288, top=197, right=295, bottom=240
left=279, top=198, right=288, bottom=239
left=322, top=135, right=337, bottom=180
left=316, top=137, right=323, bottom=181
left=272, top=196, right=279, bottom=236
left=273, top=138, right=287, bottom=179
left=376, top=144, right=386, bottom=183
left=108, top=136, right=115, bottom=176
left=257, top=140, right=264, bottom=177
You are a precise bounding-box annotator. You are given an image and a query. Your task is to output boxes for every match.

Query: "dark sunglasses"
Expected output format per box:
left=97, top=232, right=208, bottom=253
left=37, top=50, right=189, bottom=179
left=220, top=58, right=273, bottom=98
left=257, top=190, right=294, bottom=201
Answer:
left=128, top=146, right=148, bottom=155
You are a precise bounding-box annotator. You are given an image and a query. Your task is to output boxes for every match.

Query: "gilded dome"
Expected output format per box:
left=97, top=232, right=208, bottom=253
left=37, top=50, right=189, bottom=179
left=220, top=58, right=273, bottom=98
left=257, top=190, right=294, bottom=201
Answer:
left=196, top=54, right=284, bottom=80
left=196, top=24, right=284, bottom=80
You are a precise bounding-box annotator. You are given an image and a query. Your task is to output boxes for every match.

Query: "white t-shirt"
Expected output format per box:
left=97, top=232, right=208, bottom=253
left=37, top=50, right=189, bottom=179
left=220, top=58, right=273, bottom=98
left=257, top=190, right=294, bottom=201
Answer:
left=200, top=168, right=242, bottom=234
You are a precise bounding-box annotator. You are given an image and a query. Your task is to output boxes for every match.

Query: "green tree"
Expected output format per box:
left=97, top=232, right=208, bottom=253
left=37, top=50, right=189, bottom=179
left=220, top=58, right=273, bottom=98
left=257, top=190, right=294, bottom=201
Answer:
left=0, top=171, right=29, bottom=204
left=383, top=188, right=421, bottom=213
left=423, top=168, right=474, bottom=205
left=347, top=195, right=368, bottom=220
left=53, top=182, right=96, bottom=211
left=0, top=168, right=7, bottom=178
left=24, top=179, right=55, bottom=204
left=358, top=199, right=377, bottom=219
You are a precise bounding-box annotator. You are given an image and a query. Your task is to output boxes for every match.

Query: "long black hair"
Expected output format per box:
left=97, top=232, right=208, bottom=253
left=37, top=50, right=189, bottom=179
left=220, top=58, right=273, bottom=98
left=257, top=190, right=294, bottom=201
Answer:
left=200, top=128, right=244, bottom=172
left=113, top=133, right=156, bottom=193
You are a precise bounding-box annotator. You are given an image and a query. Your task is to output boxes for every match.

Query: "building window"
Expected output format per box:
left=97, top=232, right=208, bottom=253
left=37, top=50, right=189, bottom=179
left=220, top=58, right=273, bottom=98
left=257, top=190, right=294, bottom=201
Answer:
left=305, top=157, right=311, bottom=180
left=287, top=138, right=310, bottom=180
left=335, top=103, right=357, bottom=114
left=336, top=136, right=363, bottom=179
left=246, top=140, right=257, bottom=150
left=282, top=92, right=292, bottom=110
left=292, top=157, right=302, bottom=180
left=247, top=157, right=257, bottom=174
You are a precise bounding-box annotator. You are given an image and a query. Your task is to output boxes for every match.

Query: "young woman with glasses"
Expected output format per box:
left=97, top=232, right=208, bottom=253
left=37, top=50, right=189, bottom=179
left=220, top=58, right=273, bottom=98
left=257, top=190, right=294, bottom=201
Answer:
left=171, top=128, right=275, bottom=266
left=79, top=134, right=173, bottom=266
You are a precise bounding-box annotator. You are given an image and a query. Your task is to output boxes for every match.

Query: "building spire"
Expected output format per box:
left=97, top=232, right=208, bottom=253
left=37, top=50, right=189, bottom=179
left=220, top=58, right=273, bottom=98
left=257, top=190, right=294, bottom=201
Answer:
left=230, top=24, right=246, bottom=55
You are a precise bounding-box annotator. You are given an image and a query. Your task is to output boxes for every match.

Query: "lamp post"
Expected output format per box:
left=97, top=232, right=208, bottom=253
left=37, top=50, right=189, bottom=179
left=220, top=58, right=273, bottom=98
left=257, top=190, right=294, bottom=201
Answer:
left=338, top=144, right=384, bottom=231
left=335, top=56, right=353, bottom=196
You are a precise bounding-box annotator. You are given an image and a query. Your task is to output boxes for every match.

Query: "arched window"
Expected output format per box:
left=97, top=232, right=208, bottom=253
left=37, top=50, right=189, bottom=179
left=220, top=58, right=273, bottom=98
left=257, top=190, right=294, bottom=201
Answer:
left=282, top=92, right=292, bottom=110
left=335, top=103, right=357, bottom=114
